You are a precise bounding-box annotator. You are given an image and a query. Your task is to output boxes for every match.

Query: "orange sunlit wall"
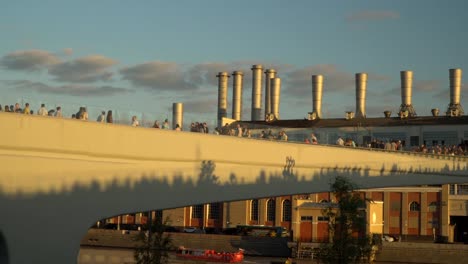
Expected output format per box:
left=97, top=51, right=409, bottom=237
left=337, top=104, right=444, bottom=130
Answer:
left=427, top=192, right=441, bottom=235
left=407, top=192, right=421, bottom=235
left=372, top=192, right=384, bottom=202
left=389, top=192, right=402, bottom=235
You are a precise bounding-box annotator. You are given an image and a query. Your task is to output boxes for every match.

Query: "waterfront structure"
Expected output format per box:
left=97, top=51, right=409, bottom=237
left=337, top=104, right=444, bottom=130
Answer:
left=105, top=68, right=468, bottom=244
left=106, top=183, right=467, bottom=243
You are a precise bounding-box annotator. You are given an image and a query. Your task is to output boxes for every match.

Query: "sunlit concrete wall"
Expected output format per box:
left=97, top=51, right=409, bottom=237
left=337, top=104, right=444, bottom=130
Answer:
left=0, top=112, right=467, bottom=264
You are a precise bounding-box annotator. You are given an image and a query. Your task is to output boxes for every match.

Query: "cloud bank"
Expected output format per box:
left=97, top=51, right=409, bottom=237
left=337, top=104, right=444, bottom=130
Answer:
left=49, top=55, right=117, bottom=83
left=120, top=61, right=196, bottom=92
left=0, top=50, right=60, bottom=71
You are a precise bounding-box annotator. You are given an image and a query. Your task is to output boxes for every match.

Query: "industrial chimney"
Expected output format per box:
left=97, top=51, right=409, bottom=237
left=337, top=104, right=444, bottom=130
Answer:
left=270, top=77, right=281, bottom=120
left=310, top=75, right=323, bottom=119
left=172, top=102, right=183, bottom=130
left=399, top=70, right=417, bottom=118
left=355, top=73, right=367, bottom=118
left=446, top=68, right=464, bottom=116
left=264, top=69, right=277, bottom=117
left=231, top=71, right=243, bottom=121
left=216, top=72, right=230, bottom=128
left=251, top=65, right=263, bottom=121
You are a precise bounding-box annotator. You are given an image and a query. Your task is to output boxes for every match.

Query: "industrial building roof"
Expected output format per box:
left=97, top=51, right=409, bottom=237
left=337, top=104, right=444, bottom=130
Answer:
left=239, top=115, right=468, bottom=129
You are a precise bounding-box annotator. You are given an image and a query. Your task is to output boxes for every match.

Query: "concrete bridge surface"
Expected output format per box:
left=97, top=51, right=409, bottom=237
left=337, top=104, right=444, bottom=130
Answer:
left=0, top=112, right=467, bottom=264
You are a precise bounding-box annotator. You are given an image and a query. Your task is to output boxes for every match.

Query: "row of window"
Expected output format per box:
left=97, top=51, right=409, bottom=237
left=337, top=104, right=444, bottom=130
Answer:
left=192, top=200, right=439, bottom=222
left=390, top=201, right=438, bottom=212
left=191, top=203, right=221, bottom=219
left=300, top=216, right=330, bottom=222
left=251, top=199, right=291, bottom=222
left=450, top=184, right=468, bottom=195
left=191, top=199, right=293, bottom=222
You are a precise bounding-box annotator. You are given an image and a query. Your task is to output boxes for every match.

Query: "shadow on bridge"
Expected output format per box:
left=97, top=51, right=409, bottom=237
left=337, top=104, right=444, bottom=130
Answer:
left=1, top=157, right=467, bottom=264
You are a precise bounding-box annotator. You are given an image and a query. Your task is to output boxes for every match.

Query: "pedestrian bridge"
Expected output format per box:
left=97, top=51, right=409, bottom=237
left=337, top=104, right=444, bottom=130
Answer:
left=0, top=112, right=467, bottom=264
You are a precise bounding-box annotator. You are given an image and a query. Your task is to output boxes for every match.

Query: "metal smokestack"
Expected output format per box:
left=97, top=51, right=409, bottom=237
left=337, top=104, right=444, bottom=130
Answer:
left=251, top=65, right=263, bottom=121
left=311, top=75, right=323, bottom=119
left=270, top=77, right=281, bottom=120
left=216, top=72, right=230, bottom=128
left=231, top=71, right=243, bottom=121
left=172, top=102, right=183, bottom=130
left=264, top=69, right=277, bottom=117
left=399, top=70, right=416, bottom=117
left=355, top=73, right=367, bottom=118
left=446, top=68, right=464, bottom=116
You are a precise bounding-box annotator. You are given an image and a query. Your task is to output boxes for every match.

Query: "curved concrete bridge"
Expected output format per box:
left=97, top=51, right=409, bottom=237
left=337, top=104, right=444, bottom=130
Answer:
left=0, top=112, right=467, bottom=264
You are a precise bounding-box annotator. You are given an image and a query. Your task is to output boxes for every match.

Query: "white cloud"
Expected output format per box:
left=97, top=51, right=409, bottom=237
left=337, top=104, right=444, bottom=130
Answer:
left=0, top=50, right=60, bottom=71
left=120, top=61, right=196, bottom=92
left=48, top=55, right=117, bottom=83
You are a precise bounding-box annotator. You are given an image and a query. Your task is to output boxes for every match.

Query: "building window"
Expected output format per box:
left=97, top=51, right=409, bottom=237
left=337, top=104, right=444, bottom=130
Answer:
left=458, top=184, right=468, bottom=195
left=282, top=199, right=292, bottom=222
left=301, top=216, right=313, bottom=221
left=318, top=216, right=330, bottom=221
left=251, top=199, right=259, bottom=221
left=192, top=204, right=204, bottom=219
left=155, top=210, right=163, bottom=221
left=320, top=199, right=328, bottom=203
left=409, top=201, right=420, bottom=212
left=428, top=202, right=438, bottom=212
left=410, top=136, right=419, bottom=147
left=209, top=203, right=220, bottom=220
left=267, top=199, right=276, bottom=222
left=450, top=184, right=456, bottom=195
left=390, top=201, right=401, bottom=211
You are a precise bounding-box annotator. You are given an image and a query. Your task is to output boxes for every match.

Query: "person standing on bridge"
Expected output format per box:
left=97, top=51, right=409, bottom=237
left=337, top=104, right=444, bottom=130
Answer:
left=131, top=116, right=139, bottom=127
left=55, top=106, right=63, bottom=118
left=152, top=120, right=160, bottom=128
left=336, top=136, right=344, bottom=146
left=97, top=111, right=106, bottom=122
left=106, top=110, right=113, bottom=123
left=236, top=124, right=242, bottom=137
left=162, top=119, right=170, bottom=129
left=38, top=103, right=48, bottom=116
left=23, top=103, right=31, bottom=115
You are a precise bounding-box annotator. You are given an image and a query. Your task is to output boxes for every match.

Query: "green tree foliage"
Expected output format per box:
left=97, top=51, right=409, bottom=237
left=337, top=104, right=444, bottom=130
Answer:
left=133, top=217, right=173, bottom=264
left=320, top=176, right=375, bottom=264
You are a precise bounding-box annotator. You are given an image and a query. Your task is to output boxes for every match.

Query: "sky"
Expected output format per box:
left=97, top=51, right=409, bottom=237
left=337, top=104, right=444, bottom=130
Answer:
left=1, top=0, right=468, bottom=127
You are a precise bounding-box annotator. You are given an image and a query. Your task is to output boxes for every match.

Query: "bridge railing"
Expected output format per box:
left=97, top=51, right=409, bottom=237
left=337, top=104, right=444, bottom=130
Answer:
left=1, top=109, right=466, bottom=162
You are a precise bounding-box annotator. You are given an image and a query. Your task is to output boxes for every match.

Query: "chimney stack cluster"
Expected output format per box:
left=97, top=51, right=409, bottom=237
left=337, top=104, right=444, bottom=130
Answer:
left=214, top=66, right=464, bottom=125
left=215, top=64, right=283, bottom=127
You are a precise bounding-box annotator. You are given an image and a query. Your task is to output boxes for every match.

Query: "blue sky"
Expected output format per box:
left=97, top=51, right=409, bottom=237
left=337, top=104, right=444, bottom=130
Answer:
left=1, top=0, right=468, bottom=126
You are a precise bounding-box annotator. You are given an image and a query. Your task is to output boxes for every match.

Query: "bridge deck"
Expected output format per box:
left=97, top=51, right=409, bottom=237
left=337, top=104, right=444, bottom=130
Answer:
left=0, top=112, right=467, bottom=264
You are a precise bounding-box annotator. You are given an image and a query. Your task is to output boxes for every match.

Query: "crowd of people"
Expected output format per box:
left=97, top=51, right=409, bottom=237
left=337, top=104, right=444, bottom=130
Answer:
left=0, top=102, right=205, bottom=132
left=413, top=143, right=466, bottom=156
left=335, top=136, right=467, bottom=156
left=2, top=102, right=467, bottom=156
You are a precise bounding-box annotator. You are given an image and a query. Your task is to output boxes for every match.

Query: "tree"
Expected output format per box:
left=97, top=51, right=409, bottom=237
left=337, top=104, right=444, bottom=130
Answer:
left=320, top=176, right=375, bottom=264
left=133, top=216, right=173, bottom=264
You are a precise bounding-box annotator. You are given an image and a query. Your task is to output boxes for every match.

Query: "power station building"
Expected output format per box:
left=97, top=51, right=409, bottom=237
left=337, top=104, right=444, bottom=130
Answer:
left=104, top=66, right=468, bottom=243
